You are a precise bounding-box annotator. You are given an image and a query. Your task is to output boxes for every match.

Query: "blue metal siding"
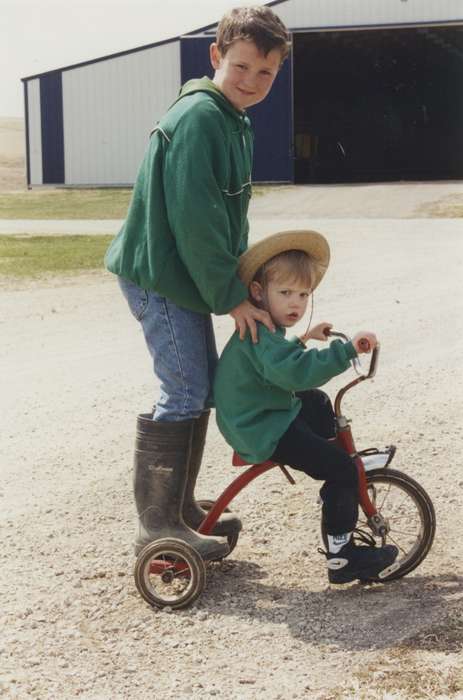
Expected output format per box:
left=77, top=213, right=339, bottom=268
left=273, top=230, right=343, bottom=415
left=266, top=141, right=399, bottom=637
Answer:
left=248, top=57, right=293, bottom=182
left=180, top=36, right=214, bottom=83
left=23, top=82, right=31, bottom=187
left=40, top=73, right=65, bottom=184
left=180, top=36, right=293, bottom=182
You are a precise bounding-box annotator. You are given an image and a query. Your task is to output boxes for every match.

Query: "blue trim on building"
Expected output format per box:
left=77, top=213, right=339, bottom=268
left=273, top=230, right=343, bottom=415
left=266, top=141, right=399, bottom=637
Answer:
left=248, top=56, right=294, bottom=182
left=23, top=81, right=31, bottom=187
left=180, top=35, right=214, bottom=84
left=40, top=73, right=65, bottom=184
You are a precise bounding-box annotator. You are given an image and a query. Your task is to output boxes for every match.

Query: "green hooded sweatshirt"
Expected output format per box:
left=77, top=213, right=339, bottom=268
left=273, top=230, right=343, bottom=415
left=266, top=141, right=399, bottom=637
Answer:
left=214, top=325, right=357, bottom=463
left=104, top=77, right=253, bottom=315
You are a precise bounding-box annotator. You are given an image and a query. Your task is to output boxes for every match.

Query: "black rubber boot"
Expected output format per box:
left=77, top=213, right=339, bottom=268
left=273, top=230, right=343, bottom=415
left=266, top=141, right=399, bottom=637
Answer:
left=182, top=411, right=242, bottom=538
left=323, top=537, right=399, bottom=584
left=133, top=414, right=229, bottom=560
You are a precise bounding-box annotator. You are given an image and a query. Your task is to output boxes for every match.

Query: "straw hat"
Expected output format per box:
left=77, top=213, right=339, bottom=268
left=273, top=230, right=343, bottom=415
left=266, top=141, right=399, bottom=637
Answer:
left=238, top=229, right=330, bottom=290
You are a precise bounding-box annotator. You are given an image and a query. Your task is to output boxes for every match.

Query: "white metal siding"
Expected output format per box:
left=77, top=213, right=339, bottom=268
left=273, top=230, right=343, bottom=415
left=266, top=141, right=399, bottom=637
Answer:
left=275, top=0, right=463, bottom=29
left=27, top=79, right=43, bottom=186
left=62, top=41, right=181, bottom=185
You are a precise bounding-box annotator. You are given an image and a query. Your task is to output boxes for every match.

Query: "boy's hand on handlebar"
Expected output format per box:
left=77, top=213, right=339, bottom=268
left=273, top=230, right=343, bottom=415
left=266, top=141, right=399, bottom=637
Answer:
left=352, top=331, right=378, bottom=354
left=230, top=300, right=275, bottom=344
left=299, top=322, right=332, bottom=345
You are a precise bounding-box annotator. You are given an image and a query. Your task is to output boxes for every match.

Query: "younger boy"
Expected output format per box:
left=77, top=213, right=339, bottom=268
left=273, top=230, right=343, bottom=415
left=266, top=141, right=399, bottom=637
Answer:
left=104, top=7, right=290, bottom=560
left=213, top=230, right=398, bottom=583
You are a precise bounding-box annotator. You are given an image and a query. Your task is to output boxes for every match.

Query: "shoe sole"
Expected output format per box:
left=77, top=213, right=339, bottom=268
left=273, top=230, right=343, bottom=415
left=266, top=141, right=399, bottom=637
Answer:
left=328, top=557, right=399, bottom=584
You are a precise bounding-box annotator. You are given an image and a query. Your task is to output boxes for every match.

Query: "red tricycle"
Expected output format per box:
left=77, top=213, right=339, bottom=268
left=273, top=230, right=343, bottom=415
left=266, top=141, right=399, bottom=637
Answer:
left=133, top=331, right=436, bottom=609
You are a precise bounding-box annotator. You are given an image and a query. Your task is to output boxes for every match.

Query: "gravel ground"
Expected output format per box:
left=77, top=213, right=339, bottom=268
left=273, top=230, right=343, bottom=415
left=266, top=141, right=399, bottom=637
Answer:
left=1, top=198, right=463, bottom=698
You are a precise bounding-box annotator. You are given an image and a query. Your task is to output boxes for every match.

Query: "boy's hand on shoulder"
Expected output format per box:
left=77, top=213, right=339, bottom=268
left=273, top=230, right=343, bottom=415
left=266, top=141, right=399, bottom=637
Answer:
left=299, top=322, right=332, bottom=345
left=352, top=331, right=378, bottom=354
left=230, top=300, right=275, bottom=344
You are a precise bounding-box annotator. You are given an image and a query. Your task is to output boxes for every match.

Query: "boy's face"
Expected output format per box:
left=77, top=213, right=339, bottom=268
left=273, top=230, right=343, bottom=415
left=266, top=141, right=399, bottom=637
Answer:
left=210, top=39, right=281, bottom=111
left=250, top=278, right=311, bottom=328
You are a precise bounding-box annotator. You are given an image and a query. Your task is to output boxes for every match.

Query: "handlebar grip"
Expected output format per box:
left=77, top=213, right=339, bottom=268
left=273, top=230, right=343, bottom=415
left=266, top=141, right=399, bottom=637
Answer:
left=358, top=338, right=371, bottom=353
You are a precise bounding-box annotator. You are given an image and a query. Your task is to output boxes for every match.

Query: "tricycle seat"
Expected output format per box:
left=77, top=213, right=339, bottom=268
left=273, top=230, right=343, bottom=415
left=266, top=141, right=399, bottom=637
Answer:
left=231, top=451, right=276, bottom=468
left=231, top=451, right=295, bottom=485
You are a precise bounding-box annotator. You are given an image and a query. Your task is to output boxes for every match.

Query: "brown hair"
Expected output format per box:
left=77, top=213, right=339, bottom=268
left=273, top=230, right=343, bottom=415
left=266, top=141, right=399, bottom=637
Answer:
left=253, top=250, right=317, bottom=290
left=216, top=6, right=290, bottom=62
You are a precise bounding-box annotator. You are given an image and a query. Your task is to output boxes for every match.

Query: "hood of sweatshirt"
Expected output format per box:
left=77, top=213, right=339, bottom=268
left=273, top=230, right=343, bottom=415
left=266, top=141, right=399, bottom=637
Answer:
left=174, top=76, right=250, bottom=126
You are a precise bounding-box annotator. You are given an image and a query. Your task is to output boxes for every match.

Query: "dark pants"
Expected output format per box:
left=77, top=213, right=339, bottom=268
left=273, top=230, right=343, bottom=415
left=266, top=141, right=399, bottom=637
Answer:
left=271, top=390, right=358, bottom=536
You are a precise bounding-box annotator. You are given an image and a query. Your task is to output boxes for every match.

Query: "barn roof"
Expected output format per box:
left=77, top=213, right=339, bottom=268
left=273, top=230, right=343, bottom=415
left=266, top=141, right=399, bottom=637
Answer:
left=21, top=0, right=289, bottom=81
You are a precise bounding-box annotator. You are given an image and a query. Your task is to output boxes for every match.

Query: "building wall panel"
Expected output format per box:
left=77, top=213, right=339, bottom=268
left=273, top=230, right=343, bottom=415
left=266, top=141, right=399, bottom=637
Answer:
left=275, top=0, right=463, bottom=29
left=27, top=79, right=43, bottom=186
left=62, top=41, right=181, bottom=185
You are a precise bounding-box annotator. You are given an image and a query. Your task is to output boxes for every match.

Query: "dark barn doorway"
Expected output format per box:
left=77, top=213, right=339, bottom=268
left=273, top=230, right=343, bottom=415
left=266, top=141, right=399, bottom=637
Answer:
left=293, top=26, right=463, bottom=184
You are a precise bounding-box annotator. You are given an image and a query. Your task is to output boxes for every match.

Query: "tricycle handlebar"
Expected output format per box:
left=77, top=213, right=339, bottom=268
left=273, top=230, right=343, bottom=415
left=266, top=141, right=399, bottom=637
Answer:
left=327, top=330, right=380, bottom=380
left=326, top=330, right=380, bottom=418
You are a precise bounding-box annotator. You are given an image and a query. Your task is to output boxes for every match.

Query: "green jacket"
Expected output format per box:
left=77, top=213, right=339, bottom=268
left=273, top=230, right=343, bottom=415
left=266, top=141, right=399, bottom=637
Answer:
left=213, top=325, right=357, bottom=463
left=104, top=77, right=253, bottom=315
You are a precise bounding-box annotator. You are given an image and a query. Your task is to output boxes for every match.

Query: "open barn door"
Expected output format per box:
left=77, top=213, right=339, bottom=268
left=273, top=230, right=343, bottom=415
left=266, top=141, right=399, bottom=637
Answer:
left=293, top=26, right=463, bottom=183
left=180, top=35, right=294, bottom=183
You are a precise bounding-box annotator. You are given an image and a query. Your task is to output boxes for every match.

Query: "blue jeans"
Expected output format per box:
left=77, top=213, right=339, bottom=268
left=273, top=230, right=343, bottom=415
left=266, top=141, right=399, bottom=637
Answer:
left=118, top=277, right=218, bottom=421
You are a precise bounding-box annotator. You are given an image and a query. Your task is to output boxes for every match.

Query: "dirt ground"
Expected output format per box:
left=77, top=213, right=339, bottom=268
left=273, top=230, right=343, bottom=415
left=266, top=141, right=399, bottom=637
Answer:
left=2, top=168, right=463, bottom=697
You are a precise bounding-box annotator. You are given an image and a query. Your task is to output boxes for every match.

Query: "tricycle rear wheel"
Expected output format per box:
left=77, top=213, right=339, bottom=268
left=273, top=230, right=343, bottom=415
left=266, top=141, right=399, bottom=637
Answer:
left=134, top=537, right=206, bottom=609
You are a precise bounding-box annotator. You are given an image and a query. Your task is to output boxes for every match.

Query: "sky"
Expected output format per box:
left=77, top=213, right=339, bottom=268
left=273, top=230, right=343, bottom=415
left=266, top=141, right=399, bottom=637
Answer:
left=1, top=0, right=269, bottom=117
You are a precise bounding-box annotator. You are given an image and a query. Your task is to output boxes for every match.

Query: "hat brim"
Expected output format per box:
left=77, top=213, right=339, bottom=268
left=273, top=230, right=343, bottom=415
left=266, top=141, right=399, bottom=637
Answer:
left=238, top=229, right=330, bottom=290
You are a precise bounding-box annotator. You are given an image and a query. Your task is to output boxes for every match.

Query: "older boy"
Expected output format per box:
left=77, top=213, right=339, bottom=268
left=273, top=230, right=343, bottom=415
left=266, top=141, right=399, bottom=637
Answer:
left=214, top=230, right=398, bottom=583
left=105, top=7, right=290, bottom=559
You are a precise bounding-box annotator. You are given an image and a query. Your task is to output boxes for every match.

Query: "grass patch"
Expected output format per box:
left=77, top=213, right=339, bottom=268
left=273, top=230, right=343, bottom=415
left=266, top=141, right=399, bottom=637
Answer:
left=0, top=234, right=113, bottom=277
left=327, top=648, right=463, bottom=700
left=0, top=189, right=132, bottom=219
left=417, top=195, right=463, bottom=218
left=252, top=184, right=281, bottom=197
left=0, top=185, right=279, bottom=219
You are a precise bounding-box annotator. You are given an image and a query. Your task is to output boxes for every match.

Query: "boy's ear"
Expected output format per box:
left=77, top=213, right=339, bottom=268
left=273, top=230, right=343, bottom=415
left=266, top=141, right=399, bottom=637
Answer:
left=210, top=43, right=222, bottom=70
left=249, top=281, right=263, bottom=303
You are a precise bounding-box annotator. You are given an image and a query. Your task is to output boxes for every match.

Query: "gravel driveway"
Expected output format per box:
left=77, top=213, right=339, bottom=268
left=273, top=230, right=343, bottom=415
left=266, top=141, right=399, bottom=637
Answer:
left=1, top=186, right=463, bottom=699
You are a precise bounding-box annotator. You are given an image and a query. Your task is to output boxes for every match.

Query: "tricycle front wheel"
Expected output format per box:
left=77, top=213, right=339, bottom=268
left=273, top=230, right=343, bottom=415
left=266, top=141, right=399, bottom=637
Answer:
left=321, top=468, right=436, bottom=582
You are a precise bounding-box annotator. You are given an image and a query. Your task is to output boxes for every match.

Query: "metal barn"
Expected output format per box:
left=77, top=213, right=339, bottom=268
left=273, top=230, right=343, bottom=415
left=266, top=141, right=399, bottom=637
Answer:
left=22, top=0, right=463, bottom=187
